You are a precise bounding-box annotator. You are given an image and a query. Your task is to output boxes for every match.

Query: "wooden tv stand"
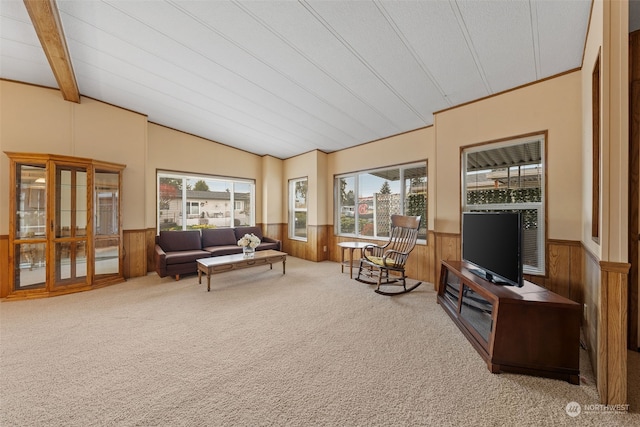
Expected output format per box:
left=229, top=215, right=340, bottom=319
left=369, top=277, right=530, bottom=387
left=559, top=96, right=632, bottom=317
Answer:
left=437, top=261, right=580, bottom=384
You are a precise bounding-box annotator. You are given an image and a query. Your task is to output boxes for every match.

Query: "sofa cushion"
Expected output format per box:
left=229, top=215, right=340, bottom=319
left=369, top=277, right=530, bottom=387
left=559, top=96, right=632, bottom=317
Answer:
left=234, top=226, right=264, bottom=241
left=164, top=250, right=210, bottom=265
left=204, top=245, right=243, bottom=257
left=159, top=230, right=202, bottom=252
left=256, top=241, right=279, bottom=251
left=201, top=228, right=238, bottom=247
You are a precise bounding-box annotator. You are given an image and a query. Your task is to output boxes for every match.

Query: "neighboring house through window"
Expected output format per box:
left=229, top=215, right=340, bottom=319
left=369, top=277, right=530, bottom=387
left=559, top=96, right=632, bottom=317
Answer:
left=157, top=171, right=255, bottom=232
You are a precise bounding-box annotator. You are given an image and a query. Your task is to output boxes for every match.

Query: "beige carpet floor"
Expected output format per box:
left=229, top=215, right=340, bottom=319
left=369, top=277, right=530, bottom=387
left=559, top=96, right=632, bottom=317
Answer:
left=1, top=257, right=638, bottom=426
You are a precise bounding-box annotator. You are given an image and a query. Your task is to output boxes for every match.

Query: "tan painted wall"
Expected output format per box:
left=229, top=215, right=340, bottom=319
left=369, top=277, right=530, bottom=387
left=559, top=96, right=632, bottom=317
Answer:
left=600, top=0, right=630, bottom=263
left=579, top=0, right=629, bottom=264
left=581, top=0, right=632, bottom=305
left=261, top=155, right=284, bottom=225
left=0, top=80, right=147, bottom=232
left=582, top=0, right=604, bottom=259
left=0, top=81, right=268, bottom=233
left=146, top=123, right=265, bottom=228
left=316, top=151, right=329, bottom=226
left=580, top=0, right=631, bottom=405
left=434, top=71, right=584, bottom=239
left=581, top=2, right=604, bottom=382
left=282, top=150, right=327, bottom=226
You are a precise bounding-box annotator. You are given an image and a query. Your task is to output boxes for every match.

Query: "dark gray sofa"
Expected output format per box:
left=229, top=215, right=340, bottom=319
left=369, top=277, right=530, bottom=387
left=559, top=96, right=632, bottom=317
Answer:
left=154, top=226, right=281, bottom=280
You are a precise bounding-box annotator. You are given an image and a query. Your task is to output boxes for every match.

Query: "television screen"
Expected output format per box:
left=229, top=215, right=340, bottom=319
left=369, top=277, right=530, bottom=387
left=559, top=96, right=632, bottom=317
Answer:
left=462, top=211, right=523, bottom=287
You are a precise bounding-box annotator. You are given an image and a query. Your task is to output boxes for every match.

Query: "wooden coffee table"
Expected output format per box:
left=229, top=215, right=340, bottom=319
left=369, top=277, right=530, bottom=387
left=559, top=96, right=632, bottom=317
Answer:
left=197, top=250, right=287, bottom=291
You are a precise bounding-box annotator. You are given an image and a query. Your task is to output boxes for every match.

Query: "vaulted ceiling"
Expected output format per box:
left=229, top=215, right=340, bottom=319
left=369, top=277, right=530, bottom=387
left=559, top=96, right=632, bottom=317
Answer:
left=1, top=1, right=594, bottom=159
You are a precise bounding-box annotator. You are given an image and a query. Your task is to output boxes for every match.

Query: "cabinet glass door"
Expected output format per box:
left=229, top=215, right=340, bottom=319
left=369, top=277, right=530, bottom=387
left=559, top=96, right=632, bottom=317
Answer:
left=94, top=170, right=120, bottom=277
left=53, top=165, right=89, bottom=288
left=13, top=164, right=47, bottom=290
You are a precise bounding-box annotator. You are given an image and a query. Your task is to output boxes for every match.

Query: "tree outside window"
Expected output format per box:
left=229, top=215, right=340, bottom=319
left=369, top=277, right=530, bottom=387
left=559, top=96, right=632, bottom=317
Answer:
left=289, top=178, right=308, bottom=240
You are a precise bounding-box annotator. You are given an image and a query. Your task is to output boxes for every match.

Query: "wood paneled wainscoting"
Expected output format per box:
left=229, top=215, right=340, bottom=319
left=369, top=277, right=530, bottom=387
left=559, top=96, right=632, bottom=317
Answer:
left=263, top=223, right=284, bottom=250
left=146, top=228, right=157, bottom=273
left=0, top=235, right=9, bottom=297
left=328, top=228, right=435, bottom=284
left=584, top=249, right=630, bottom=406
left=525, top=240, right=584, bottom=304
left=434, top=232, right=461, bottom=289
left=123, top=229, right=149, bottom=279
left=283, top=225, right=329, bottom=262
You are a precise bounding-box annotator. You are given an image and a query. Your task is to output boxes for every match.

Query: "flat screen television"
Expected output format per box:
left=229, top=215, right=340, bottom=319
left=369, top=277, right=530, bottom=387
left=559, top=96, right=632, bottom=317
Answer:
left=462, top=211, right=523, bottom=287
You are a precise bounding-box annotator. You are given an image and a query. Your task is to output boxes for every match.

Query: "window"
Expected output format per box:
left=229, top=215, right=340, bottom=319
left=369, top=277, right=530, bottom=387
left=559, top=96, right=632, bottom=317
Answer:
left=187, top=201, right=200, bottom=217
left=157, top=171, right=255, bottom=231
left=289, top=177, right=307, bottom=240
left=335, top=162, right=427, bottom=242
left=462, top=134, right=545, bottom=275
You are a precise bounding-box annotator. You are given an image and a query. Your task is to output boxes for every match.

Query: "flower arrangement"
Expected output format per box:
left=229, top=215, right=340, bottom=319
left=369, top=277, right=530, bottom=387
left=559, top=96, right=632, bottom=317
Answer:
left=237, top=233, right=261, bottom=249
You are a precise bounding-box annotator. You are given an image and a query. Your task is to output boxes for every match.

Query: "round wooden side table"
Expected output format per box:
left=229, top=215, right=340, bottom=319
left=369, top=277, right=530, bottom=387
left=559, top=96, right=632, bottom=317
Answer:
left=337, top=241, right=370, bottom=279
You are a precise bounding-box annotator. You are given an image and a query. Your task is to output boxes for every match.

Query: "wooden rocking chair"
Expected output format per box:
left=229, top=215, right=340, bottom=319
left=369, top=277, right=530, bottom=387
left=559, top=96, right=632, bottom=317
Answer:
left=355, top=215, right=422, bottom=296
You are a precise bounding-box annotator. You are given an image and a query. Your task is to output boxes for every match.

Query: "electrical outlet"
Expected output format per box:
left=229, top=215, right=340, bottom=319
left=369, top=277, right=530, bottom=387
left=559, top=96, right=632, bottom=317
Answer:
left=323, top=245, right=327, bottom=252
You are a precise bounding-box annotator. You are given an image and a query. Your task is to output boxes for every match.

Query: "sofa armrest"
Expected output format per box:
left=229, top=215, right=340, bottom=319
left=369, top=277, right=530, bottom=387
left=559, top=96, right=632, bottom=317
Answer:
left=262, top=236, right=281, bottom=251
left=154, top=244, right=168, bottom=277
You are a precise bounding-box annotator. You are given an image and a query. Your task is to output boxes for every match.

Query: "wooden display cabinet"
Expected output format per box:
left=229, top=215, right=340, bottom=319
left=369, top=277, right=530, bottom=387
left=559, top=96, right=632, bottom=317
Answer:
left=438, top=260, right=581, bottom=384
left=4, top=152, right=126, bottom=299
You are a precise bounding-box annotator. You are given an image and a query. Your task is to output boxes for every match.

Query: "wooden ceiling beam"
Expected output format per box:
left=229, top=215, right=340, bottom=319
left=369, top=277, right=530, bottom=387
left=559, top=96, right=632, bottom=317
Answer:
left=24, top=0, right=80, bottom=103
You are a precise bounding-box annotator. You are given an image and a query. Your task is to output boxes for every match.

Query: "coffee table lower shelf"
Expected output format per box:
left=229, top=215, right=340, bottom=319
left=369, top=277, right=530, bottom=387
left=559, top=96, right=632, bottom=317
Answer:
left=197, top=250, right=287, bottom=291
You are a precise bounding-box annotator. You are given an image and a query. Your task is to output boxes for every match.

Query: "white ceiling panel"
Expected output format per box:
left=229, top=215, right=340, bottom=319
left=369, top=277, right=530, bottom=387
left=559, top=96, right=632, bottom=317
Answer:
left=65, top=19, right=339, bottom=151
left=455, top=0, right=537, bottom=93
left=1, top=0, right=592, bottom=159
left=0, top=1, right=56, bottom=87
left=304, top=1, right=445, bottom=126
left=380, top=0, right=487, bottom=108
left=186, top=1, right=395, bottom=139
left=68, top=0, right=382, bottom=151
left=236, top=1, right=411, bottom=136
left=534, top=0, right=592, bottom=77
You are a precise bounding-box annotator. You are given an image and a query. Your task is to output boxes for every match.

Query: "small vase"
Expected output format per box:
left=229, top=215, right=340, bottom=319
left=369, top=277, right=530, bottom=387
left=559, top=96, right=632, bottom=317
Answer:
left=243, top=246, right=255, bottom=258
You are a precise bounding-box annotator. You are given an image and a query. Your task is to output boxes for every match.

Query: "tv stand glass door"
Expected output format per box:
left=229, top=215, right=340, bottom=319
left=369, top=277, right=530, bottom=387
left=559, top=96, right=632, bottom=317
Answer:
left=460, top=284, right=493, bottom=343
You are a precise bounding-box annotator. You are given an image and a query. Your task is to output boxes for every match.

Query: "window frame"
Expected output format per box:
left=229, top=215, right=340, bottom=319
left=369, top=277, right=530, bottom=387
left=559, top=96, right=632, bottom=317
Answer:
left=461, top=133, right=546, bottom=276
left=288, top=177, right=308, bottom=241
left=334, top=161, right=427, bottom=243
left=591, top=51, right=601, bottom=243
left=156, top=170, right=255, bottom=232
left=187, top=201, right=200, bottom=217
